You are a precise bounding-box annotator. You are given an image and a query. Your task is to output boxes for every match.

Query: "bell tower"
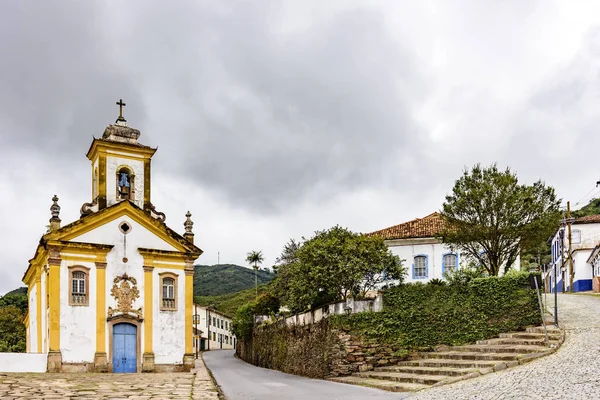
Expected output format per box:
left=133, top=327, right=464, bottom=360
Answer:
left=83, top=100, right=157, bottom=216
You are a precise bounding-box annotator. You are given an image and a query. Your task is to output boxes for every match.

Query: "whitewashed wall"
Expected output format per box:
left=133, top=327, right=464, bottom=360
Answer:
left=60, top=260, right=96, bottom=363
left=0, top=353, right=47, bottom=372
left=153, top=267, right=185, bottom=363
left=386, top=240, right=458, bottom=282
left=105, top=156, right=144, bottom=208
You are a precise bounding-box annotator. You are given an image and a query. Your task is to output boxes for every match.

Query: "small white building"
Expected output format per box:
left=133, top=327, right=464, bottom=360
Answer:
left=369, top=212, right=520, bottom=282
left=192, top=305, right=236, bottom=352
left=547, top=215, right=600, bottom=293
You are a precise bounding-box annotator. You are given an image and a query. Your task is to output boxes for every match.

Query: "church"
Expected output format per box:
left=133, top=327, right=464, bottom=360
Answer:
left=21, top=101, right=203, bottom=373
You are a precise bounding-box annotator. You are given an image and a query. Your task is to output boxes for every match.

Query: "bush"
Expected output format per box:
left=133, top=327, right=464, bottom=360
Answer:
left=330, top=272, right=541, bottom=349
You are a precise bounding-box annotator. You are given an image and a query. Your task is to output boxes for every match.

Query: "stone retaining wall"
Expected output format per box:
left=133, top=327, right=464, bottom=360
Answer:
left=237, top=319, right=406, bottom=379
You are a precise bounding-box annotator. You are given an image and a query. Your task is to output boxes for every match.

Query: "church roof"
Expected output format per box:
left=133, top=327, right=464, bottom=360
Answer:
left=42, top=200, right=202, bottom=255
left=368, top=212, right=446, bottom=240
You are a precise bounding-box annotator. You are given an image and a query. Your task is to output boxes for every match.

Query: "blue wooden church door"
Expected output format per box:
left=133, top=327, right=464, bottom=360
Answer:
left=113, top=323, right=137, bottom=373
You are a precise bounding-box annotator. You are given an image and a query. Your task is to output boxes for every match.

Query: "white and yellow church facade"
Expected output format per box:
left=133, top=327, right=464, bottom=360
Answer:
left=22, top=105, right=202, bottom=373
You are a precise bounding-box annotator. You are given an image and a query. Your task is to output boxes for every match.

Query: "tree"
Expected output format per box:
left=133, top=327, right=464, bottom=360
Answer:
left=0, top=306, right=26, bottom=352
left=246, top=250, right=264, bottom=300
left=0, top=293, right=28, bottom=314
left=273, top=226, right=406, bottom=313
left=439, top=163, right=561, bottom=276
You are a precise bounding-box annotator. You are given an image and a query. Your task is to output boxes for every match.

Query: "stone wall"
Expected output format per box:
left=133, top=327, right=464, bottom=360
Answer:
left=237, top=319, right=406, bottom=379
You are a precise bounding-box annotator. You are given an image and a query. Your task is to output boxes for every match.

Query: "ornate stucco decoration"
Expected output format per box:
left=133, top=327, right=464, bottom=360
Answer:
left=80, top=198, right=99, bottom=217
left=147, top=203, right=166, bottom=222
left=108, top=273, right=143, bottom=319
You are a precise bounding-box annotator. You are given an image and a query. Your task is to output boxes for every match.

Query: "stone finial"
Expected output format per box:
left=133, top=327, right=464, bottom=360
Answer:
left=49, top=195, right=61, bottom=232
left=183, top=211, right=194, bottom=244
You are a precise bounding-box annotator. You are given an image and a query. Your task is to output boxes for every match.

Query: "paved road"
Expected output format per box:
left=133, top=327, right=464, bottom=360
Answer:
left=203, top=350, right=409, bottom=400
left=409, top=293, right=600, bottom=400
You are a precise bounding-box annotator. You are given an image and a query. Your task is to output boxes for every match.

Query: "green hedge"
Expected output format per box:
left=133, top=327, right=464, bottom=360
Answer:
left=330, top=272, right=541, bottom=349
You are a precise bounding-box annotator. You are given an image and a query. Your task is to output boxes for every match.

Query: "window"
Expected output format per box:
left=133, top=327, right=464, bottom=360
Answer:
left=213, top=332, right=216, bottom=341
left=213, top=317, right=216, bottom=327
left=221, top=319, right=223, bottom=329
left=68, top=266, right=90, bottom=306
left=413, top=255, right=427, bottom=279
left=443, top=253, right=458, bottom=274
left=225, top=336, right=229, bottom=344
left=572, top=230, right=581, bottom=244
left=225, top=321, right=228, bottom=330
left=159, top=273, right=178, bottom=311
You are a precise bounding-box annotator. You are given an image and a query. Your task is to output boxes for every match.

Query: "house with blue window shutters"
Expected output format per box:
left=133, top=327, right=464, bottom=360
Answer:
left=369, top=212, right=520, bottom=282
left=546, top=214, right=600, bottom=293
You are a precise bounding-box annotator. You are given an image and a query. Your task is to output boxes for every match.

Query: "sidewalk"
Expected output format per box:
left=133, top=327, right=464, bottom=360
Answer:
left=191, top=354, right=221, bottom=400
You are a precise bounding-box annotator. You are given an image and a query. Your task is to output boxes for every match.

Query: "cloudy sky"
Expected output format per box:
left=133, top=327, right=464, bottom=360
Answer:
left=2, top=0, right=600, bottom=293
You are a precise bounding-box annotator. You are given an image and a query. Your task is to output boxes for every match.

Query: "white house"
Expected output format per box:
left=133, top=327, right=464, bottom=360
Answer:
left=21, top=104, right=203, bottom=373
left=547, top=215, right=600, bottom=293
left=192, top=304, right=236, bottom=352
left=369, top=212, right=520, bottom=282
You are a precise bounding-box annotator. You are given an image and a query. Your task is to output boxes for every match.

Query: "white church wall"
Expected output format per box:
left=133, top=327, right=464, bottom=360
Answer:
left=103, top=234, right=146, bottom=357
left=60, top=260, right=96, bottom=363
left=29, top=285, right=37, bottom=353
left=105, top=155, right=144, bottom=209
left=153, top=266, right=185, bottom=364
left=74, top=216, right=177, bottom=252
left=0, top=353, right=47, bottom=372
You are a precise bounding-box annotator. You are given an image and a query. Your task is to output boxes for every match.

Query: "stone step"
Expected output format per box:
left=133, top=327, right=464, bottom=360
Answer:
left=423, top=351, right=522, bottom=361
left=328, top=376, right=431, bottom=392
left=526, top=326, right=561, bottom=334
left=450, top=344, right=547, bottom=354
left=399, top=358, right=500, bottom=369
left=377, top=365, right=478, bottom=377
left=477, top=337, right=557, bottom=346
left=499, top=332, right=562, bottom=341
left=354, top=371, right=450, bottom=385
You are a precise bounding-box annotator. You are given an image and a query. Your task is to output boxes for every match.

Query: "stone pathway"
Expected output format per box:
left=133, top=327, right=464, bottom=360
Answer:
left=408, top=293, right=600, bottom=399
left=0, top=357, right=219, bottom=399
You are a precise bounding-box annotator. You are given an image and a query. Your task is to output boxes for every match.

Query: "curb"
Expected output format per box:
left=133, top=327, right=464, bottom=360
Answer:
left=200, top=352, right=227, bottom=400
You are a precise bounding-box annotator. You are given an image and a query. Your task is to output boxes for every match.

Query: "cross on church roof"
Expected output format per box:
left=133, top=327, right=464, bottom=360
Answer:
left=116, top=98, right=126, bottom=123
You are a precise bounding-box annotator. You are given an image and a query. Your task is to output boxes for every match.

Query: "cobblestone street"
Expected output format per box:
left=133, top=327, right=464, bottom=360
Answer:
left=0, top=358, right=219, bottom=400
left=410, top=293, right=600, bottom=400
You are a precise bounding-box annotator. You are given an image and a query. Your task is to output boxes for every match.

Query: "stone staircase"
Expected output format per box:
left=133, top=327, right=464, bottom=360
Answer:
left=329, top=326, right=563, bottom=392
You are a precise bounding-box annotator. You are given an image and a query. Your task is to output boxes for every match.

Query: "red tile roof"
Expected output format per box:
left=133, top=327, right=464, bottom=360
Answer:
left=574, top=215, right=600, bottom=224
left=368, top=212, right=446, bottom=240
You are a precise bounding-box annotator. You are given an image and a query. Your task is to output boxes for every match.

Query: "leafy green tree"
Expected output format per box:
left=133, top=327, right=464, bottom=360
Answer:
left=274, top=226, right=405, bottom=313
left=246, top=250, right=265, bottom=300
left=439, top=163, right=561, bottom=276
left=0, top=294, right=28, bottom=314
left=0, top=306, right=26, bottom=352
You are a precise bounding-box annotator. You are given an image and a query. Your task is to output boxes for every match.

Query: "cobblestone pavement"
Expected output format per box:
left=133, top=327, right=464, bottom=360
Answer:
left=410, top=293, right=600, bottom=400
left=0, top=357, right=219, bottom=399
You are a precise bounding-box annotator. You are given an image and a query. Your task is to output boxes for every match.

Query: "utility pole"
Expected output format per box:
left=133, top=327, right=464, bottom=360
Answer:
left=555, top=228, right=563, bottom=327
left=567, top=202, right=574, bottom=293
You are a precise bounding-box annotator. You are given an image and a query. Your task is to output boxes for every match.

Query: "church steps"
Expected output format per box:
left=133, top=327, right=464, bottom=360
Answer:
left=397, top=358, right=500, bottom=369
left=476, top=337, right=559, bottom=346
left=499, top=332, right=562, bottom=341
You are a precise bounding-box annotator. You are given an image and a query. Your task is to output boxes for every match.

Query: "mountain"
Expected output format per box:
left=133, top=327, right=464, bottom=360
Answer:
left=194, top=285, right=269, bottom=316
left=572, top=198, right=600, bottom=218
left=193, top=264, right=275, bottom=297
left=4, top=287, right=27, bottom=296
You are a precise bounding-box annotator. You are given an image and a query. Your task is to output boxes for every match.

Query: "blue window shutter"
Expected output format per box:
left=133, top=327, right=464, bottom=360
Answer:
left=412, top=263, right=415, bottom=279
left=425, top=255, right=429, bottom=278
left=455, top=253, right=459, bottom=269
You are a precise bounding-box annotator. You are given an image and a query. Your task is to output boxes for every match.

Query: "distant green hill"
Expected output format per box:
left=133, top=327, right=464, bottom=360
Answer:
left=194, top=285, right=270, bottom=317
left=193, top=264, right=274, bottom=297
left=573, top=198, right=600, bottom=218
left=4, top=287, right=27, bottom=296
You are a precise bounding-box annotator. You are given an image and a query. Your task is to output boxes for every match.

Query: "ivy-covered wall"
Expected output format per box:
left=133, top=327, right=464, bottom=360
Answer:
left=237, top=273, right=541, bottom=378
